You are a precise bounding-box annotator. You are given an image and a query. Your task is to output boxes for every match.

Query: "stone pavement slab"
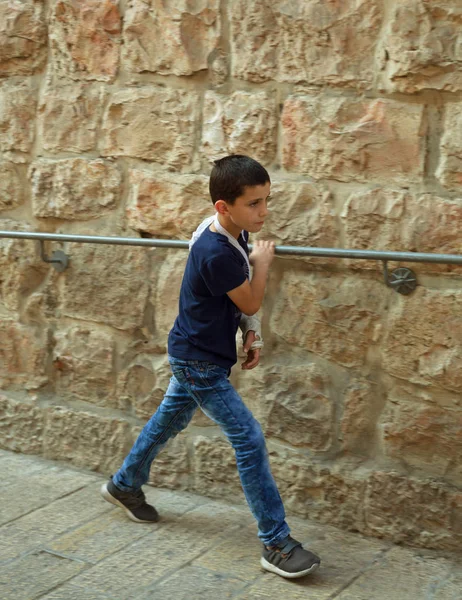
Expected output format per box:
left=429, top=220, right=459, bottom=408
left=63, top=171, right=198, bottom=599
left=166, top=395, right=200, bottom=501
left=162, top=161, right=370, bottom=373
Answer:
left=0, top=450, right=461, bottom=600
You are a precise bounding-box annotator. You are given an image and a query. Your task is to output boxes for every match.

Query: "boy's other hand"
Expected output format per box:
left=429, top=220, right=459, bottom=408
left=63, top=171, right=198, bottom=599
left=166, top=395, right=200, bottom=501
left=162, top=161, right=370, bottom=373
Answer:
left=249, top=240, right=275, bottom=268
left=241, top=330, right=260, bottom=370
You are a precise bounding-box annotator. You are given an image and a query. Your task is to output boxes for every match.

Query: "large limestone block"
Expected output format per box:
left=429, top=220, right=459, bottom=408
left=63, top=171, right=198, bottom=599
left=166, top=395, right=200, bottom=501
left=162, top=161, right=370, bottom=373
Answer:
left=50, top=0, right=121, bottom=81
left=382, top=289, right=462, bottom=393
left=0, top=0, right=47, bottom=77
left=436, top=103, right=462, bottom=191
left=405, top=193, right=462, bottom=273
left=270, top=273, right=387, bottom=368
left=269, top=447, right=366, bottom=532
left=0, top=80, right=38, bottom=156
left=342, top=189, right=462, bottom=274
left=127, top=170, right=210, bottom=237
left=261, top=180, right=338, bottom=249
left=192, top=435, right=244, bottom=500
left=201, top=91, right=277, bottom=165
left=0, top=320, right=49, bottom=390
left=53, top=326, right=117, bottom=407
left=152, top=250, right=187, bottom=342
left=123, top=0, right=221, bottom=76
left=43, top=407, right=131, bottom=473
left=61, top=242, right=150, bottom=330
left=101, top=87, right=199, bottom=167
left=0, top=161, right=24, bottom=212
left=381, top=0, right=462, bottom=93
left=281, top=96, right=425, bottom=184
left=341, top=188, right=408, bottom=268
left=0, top=394, right=43, bottom=454
left=230, top=0, right=383, bottom=89
left=379, top=385, right=462, bottom=485
left=0, top=219, right=47, bottom=313
left=30, top=158, right=121, bottom=220
left=264, top=362, right=334, bottom=451
left=364, top=471, right=460, bottom=550
left=340, top=380, right=380, bottom=456
left=148, top=435, right=190, bottom=490
left=38, top=80, right=108, bottom=153
left=117, top=353, right=172, bottom=420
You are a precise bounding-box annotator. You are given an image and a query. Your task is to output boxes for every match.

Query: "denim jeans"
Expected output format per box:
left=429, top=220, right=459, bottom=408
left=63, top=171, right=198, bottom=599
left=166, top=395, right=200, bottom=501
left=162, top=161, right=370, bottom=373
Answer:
left=113, top=356, right=290, bottom=547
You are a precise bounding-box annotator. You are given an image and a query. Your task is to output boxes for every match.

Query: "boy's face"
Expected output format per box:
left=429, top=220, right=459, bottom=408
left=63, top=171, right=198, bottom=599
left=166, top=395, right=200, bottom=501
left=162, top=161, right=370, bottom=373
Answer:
left=218, top=182, right=271, bottom=234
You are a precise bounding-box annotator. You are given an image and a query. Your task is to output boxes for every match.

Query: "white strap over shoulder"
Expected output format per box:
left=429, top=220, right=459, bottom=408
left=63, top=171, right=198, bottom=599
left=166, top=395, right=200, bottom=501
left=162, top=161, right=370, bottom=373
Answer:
left=189, top=214, right=263, bottom=350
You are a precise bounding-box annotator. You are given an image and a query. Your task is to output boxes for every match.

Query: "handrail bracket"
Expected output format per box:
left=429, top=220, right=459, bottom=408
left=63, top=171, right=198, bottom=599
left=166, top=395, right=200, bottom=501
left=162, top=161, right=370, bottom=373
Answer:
left=38, top=241, right=70, bottom=272
left=382, top=261, right=417, bottom=295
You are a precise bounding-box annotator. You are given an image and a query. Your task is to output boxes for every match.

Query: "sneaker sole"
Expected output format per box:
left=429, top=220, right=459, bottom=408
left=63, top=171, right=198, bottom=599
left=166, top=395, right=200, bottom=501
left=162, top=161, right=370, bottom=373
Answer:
left=100, top=483, right=158, bottom=524
left=260, top=556, right=320, bottom=579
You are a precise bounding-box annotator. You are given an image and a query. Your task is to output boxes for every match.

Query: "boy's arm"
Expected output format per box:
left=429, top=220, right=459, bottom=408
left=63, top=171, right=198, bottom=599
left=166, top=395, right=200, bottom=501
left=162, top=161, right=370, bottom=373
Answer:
left=227, top=240, right=274, bottom=316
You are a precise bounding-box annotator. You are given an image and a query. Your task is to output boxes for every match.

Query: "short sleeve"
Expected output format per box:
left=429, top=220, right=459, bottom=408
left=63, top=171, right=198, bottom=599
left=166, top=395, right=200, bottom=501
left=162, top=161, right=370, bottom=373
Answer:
left=202, top=251, right=247, bottom=296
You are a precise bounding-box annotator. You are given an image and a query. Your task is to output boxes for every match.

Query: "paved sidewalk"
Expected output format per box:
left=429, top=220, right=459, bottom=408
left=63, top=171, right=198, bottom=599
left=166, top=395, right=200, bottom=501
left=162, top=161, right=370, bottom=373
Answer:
left=0, top=450, right=461, bottom=600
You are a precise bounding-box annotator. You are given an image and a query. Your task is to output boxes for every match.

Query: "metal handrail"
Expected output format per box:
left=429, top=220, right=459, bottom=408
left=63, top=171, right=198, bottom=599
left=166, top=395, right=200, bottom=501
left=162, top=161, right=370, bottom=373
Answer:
left=1, top=229, right=461, bottom=295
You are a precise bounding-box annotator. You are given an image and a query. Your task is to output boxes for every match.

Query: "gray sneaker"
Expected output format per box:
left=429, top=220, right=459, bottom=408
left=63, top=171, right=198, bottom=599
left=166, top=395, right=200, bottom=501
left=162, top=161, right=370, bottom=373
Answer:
left=261, top=535, right=320, bottom=579
left=100, top=478, right=159, bottom=523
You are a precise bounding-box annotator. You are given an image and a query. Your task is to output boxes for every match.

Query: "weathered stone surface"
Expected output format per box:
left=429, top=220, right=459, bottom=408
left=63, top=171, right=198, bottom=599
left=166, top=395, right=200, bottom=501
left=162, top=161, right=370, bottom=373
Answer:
left=0, top=320, right=49, bottom=390
left=340, top=380, right=380, bottom=456
left=261, top=180, right=338, bottom=248
left=30, top=158, right=120, bottom=220
left=0, top=80, right=38, bottom=155
left=152, top=251, right=188, bottom=343
left=342, top=190, right=462, bottom=273
left=269, top=447, right=366, bottom=532
left=381, top=0, right=462, bottom=93
left=0, top=550, right=86, bottom=600
left=53, top=326, right=116, bottom=407
left=270, top=273, right=386, bottom=368
left=43, top=407, right=131, bottom=473
left=335, top=546, right=462, bottom=600
left=341, top=188, right=408, bottom=268
left=0, top=394, right=43, bottom=454
left=264, top=362, right=334, bottom=451
left=0, top=162, right=24, bottom=212
left=364, top=471, right=461, bottom=550
left=382, top=289, right=462, bottom=394
left=101, top=87, right=200, bottom=167
left=230, top=0, right=383, bottom=88
left=201, top=91, right=278, bottom=165
left=127, top=170, right=210, bottom=238
left=436, top=103, right=462, bottom=191
left=281, top=96, right=425, bottom=184
left=0, top=219, right=48, bottom=313
left=50, top=0, right=121, bottom=81
left=123, top=0, right=221, bottom=76
left=148, top=435, right=190, bottom=490
left=405, top=193, right=462, bottom=273
left=117, top=353, right=172, bottom=420
left=379, top=385, right=462, bottom=484
left=192, top=436, right=243, bottom=500
left=0, top=0, right=47, bottom=77
left=38, top=80, right=108, bottom=153
left=61, top=242, right=150, bottom=330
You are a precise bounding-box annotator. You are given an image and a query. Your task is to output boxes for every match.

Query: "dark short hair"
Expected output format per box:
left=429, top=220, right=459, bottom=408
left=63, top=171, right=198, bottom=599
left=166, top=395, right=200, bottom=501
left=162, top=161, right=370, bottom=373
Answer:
left=209, top=155, right=270, bottom=205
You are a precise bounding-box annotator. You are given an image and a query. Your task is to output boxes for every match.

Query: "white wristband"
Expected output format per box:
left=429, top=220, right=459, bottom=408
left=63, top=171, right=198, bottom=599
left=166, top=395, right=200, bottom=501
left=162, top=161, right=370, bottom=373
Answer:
left=239, top=314, right=264, bottom=349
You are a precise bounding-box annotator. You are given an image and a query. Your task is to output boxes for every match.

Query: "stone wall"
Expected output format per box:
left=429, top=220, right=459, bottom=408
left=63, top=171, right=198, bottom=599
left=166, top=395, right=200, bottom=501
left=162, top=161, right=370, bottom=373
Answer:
left=0, top=0, right=461, bottom=551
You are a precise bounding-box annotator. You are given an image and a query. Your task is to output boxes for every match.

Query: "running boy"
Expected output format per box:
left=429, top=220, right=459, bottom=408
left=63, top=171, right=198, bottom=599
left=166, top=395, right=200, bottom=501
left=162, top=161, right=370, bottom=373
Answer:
left=101, top=155, right=321, bottom=579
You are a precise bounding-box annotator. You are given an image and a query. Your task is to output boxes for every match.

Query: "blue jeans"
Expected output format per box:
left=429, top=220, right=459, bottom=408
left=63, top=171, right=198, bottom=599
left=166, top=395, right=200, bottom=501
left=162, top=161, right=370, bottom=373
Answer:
left=113, top=356, right=290, bottom=547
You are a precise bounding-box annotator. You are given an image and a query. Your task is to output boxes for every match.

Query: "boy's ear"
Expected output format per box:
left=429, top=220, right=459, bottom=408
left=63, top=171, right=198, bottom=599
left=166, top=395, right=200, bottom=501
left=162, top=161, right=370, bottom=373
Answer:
left=214, top=200, right=229, bottom=215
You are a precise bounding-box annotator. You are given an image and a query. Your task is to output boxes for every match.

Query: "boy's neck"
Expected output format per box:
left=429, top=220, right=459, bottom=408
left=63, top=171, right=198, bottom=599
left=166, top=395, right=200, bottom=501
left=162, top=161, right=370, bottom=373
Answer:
left=213, top=214, right=241, bottom=239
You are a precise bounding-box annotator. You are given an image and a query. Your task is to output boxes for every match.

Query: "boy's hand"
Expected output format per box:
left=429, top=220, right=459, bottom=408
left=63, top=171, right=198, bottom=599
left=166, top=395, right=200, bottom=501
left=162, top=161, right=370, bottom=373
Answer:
left=241, top=330, right=261, bottom=370
left=249, top=240, right=275, bottom=268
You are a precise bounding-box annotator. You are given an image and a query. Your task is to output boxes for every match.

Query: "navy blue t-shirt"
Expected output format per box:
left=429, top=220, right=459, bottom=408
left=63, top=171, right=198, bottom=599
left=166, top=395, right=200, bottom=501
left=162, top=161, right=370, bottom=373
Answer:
left=168, top=227, right=249, bottom=368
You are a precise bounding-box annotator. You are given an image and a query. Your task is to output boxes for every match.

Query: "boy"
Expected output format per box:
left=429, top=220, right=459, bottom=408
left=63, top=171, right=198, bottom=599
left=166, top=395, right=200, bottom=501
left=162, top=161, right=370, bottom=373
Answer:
left=101, top=155, right=321, bottom=579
